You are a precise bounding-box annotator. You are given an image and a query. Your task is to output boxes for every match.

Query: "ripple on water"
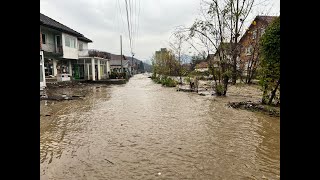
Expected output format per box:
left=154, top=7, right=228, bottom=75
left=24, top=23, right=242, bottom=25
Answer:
left=40, top=74, right=280, bottom=179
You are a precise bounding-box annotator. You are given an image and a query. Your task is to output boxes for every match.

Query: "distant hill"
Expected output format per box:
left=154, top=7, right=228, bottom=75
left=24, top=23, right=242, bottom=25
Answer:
left=180, top=54, right=192, bottom=64
left=143, top=63, right=152, bottom=72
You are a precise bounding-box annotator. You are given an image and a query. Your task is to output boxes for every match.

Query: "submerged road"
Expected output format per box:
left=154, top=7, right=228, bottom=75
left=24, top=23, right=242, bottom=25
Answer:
left=40, top=74, right=280, bottom=179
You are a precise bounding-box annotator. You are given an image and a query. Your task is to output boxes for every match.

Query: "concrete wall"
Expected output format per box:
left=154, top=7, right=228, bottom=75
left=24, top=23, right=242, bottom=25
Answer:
left=62, top=33, right=78, bottom=59
left=40, top=51, right=46, bottom=88
left=78, top=40, right=89, bottom=57
left=195, top=68, right=209, bottom=72
left=41, top=29, right=56, bottom=53
left=106, top=60, right=110, bottom=73
left=78, top=40, right=88, bottom=50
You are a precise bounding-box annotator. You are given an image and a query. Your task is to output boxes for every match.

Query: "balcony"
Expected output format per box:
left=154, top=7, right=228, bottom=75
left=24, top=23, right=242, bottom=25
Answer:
left=42, top=42, right=63, bottom=56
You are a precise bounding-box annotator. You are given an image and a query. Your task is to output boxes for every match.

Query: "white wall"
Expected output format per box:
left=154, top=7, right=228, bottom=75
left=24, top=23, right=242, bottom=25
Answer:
left=78, top=40, right=89, bottom=57
left=78, top=40, right=88, bottom=50
left=62, top=33, right=78, bottom=59
left=40, top=51, right=46, bottom=88
left=106, top=60, right=110, bottom=73
left=195, top=68, right=209, bottom=72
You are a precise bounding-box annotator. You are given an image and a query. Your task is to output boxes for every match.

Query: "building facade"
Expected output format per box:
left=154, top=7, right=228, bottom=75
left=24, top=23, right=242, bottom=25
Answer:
left=238, top=15, right=277, bottom=77
left=40, top=13, right=92, bottom=86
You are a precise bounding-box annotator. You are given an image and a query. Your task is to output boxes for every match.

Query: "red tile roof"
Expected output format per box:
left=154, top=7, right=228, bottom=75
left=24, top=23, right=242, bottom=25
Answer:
left=196, top=61, right=209, bottom=68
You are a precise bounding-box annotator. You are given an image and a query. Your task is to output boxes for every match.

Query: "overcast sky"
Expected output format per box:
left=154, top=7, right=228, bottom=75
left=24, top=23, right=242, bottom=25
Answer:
left=40, top=0, right=279, bottom=63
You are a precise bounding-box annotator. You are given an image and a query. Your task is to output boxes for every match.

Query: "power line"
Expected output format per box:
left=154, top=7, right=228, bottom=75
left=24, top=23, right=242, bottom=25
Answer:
left=124, top=0, right=133, bottom=53
left=130, top=0, right=133, bottom=53
left=117, top=0, right=128, bottom=37
left=135, top=0, right=141, bottom=53
left=133, top=0, right=139, bottom=52
left=121, top=0, right=141, bottom=57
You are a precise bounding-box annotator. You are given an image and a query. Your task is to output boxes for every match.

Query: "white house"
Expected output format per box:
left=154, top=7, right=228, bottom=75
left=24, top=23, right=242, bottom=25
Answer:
left=40, top=13, right=92, bottom=85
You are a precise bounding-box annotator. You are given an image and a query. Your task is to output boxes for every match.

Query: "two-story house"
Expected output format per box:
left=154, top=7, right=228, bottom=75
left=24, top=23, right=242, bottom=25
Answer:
left=238, top=15, right=277, bottom=80
left=40, top=13, right=92, bottom=85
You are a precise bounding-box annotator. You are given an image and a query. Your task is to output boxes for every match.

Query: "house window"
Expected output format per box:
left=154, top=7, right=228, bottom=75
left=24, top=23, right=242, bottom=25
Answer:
left=79, top=42, right=83, bottom=50
left=252, top=30, right=257, bottom=40
left=246, top=45, right=253, bottom=55
left=260, top=28, right=265, bottom=36
left=42, top=34, right=46, bottom=44
left=65, top=36, right=76, bottom=48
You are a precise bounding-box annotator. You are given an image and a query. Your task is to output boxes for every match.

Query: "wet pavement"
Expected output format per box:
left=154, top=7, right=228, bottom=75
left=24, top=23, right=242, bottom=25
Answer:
left=40, top=74, right=280, bottom=179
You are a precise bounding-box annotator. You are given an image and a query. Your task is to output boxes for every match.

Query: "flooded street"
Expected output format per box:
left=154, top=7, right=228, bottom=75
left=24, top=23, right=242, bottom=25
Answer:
left=40, top=74, right=280, bottom=179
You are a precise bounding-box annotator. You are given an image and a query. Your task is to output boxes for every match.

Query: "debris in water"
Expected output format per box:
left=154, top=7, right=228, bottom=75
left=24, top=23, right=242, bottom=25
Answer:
left=157, top=172, right=161, bottom=176
left=105, top=159, right=114, bottom=165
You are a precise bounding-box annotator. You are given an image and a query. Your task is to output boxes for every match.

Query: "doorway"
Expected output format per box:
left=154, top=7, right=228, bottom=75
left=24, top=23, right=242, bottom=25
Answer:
left=55, top=35, right=62, bottom=53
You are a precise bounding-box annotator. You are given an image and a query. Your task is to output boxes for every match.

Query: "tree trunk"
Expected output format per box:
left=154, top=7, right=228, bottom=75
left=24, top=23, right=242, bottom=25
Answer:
left=232, top=52, right=238, bottom=85
left=268, top=78, right=280, bottom=105
left=262, top=84, right=269, bottom=104
left=231, top=0, right=240, bottom=85
left=223, top=66, right=229, bottom=96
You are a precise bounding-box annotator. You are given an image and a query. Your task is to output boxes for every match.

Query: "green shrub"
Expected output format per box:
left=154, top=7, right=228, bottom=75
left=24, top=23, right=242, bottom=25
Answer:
left=160, top=76, right=177, bottom=87
left=215, top=84, right=224, bottom=96
left=184, top=77, right=191, bottom=83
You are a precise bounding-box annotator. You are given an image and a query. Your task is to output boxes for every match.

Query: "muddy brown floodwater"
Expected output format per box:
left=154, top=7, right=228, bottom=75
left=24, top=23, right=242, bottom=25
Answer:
left=40, top=74, right=280, bottom=180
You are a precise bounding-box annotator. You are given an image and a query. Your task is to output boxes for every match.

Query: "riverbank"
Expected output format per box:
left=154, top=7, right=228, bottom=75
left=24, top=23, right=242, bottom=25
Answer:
left=162, top=77, right=280, bottom=117
left=41, top=79, right=128, bottom=101
left=228, top=101, right=280, bottom=117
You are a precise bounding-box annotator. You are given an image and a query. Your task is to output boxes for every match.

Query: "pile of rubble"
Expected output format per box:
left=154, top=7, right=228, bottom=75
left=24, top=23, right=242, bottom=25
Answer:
left=228, top=101, right=280, bottom=117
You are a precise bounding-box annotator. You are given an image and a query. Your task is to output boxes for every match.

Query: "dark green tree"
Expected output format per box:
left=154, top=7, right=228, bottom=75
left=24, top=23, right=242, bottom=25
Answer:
left=139, top=61, right=145, bottom=73
left=259, top=16, right=280, bottom=105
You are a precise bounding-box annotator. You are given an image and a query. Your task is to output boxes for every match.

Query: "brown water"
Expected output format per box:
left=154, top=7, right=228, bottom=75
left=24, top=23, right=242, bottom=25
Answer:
left=40, top=74, right=280, bottom=180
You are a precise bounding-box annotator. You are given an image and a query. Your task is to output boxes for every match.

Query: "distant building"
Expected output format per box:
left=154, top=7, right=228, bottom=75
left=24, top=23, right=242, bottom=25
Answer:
left=109, top=54, right=130, bottom=74
left=206, top=42, right=232, bottom=70
left=195, top=61, right=209, bottom=72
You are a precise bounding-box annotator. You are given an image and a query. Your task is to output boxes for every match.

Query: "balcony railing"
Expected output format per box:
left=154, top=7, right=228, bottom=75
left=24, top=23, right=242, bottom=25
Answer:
left=41, top=42, right=63, bottom=55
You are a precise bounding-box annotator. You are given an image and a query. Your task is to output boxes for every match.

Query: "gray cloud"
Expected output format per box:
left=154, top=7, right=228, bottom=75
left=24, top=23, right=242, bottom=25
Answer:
left=41, top=0, right=279, bottom=62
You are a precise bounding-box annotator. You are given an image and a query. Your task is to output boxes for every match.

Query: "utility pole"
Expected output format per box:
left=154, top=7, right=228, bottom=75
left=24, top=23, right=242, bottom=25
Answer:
left=120, top=35, right=123, bottom=73
left=131, top=52, right=134, bottom=75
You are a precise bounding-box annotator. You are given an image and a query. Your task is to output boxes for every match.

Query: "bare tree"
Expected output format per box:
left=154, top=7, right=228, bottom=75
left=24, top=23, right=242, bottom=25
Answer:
left=188, top=0, right=231, bottom=95
left=169, top=28, right=187, bottom=84
left=185, top=0, right=256, bottom=95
